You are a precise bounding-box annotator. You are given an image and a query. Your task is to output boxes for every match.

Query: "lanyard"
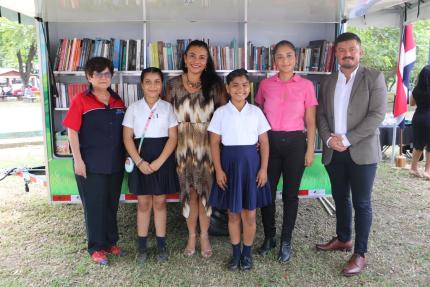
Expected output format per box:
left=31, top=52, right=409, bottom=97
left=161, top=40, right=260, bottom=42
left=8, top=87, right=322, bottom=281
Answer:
left=137, top=109, right=156, bottom=154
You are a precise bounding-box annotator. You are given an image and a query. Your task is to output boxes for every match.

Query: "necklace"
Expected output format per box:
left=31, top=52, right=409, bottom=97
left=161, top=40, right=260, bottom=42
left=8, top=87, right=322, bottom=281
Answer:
left=185, top=74, right=202, bottom=90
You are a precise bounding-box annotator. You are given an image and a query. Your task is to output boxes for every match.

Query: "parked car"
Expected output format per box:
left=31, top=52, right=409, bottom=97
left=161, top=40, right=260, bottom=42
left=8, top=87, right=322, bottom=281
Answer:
left=12, top=85, right=39, bottom=97
left=11, top=83, right=24, bottom=96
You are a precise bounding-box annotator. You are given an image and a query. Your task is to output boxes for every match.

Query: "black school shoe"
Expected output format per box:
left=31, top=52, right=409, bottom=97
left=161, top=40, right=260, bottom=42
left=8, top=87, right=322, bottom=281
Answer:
left=277, top=241, right=292, bottom=263
left=156, top=246, right=169, bottom=263
left=227, top=257, right=241, bottom=271
left=257, top=237, right=276, bottom=256
left=136, top=250, right=147, bottom=265
left=240, top=256, right=253, bottom=271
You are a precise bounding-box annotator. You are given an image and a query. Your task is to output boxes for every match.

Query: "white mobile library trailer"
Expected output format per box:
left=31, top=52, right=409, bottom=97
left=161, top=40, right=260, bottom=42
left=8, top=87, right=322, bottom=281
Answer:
left=0, top=0, right=428, bottom=208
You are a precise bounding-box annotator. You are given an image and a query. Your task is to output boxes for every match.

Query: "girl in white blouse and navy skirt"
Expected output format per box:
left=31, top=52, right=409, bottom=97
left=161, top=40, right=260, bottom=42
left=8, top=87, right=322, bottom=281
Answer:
left=208, top=69, right=272, bottom=271
left=123, top=67, right=179, bottom=265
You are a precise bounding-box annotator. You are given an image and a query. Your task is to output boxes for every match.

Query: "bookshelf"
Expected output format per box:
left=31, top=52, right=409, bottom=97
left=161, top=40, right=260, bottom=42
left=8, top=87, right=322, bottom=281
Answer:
left=42, top=0, right=342, bottom=157
left=35, top=0, right=342, bottom=202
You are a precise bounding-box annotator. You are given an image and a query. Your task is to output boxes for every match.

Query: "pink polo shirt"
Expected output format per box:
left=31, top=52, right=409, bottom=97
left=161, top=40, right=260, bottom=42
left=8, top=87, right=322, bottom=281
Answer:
left=255, top=74, right=318, bottom=132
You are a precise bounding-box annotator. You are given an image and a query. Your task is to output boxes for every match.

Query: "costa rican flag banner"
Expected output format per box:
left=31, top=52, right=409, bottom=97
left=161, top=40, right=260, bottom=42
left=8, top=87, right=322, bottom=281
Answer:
left=394, top=24, right=416, bottom=122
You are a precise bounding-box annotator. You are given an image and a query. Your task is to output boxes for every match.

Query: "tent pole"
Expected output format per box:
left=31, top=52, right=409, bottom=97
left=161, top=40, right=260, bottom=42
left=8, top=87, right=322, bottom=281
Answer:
left=391, top=125, right=397, bottom=164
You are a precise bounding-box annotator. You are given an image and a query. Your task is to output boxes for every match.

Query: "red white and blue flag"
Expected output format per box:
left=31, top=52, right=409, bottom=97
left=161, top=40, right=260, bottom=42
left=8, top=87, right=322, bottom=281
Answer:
left=394, top=24, right=416, bottom=123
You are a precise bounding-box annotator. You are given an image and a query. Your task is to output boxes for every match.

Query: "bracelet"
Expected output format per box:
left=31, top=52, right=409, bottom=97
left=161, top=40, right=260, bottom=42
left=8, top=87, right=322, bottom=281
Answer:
left=136, top=158, right=144, bottom=167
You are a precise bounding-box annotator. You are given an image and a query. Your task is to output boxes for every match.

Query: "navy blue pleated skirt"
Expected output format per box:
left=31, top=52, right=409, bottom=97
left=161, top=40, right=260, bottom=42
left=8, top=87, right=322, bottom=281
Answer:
left=128, top=137, right=179, bottom=196
left=209, top=145, right=272, bottom=213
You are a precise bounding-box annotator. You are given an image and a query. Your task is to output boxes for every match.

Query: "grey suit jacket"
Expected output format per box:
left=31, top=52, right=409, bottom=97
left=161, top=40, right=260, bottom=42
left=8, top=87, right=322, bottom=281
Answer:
left=317, top=65, right=387, bottom=165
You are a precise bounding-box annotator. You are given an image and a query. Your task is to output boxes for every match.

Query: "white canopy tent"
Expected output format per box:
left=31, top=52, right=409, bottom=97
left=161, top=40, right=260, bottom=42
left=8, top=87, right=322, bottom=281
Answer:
left=0, top=0, right=429, bottom=25
left=347, top=0, right=430, bottom=27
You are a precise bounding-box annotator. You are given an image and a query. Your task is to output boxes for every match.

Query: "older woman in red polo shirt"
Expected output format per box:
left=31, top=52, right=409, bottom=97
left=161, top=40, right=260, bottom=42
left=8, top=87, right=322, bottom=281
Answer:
left=255, top=40, right=318, bottom=263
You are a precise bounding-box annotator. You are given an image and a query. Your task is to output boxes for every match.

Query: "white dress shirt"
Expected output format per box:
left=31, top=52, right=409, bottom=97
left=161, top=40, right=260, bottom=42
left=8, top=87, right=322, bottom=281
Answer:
left=122, top=98, right=178, bottom=138
left=208, top=101, right=271, bottom=146
left=329, top=65, right=360, bottom=148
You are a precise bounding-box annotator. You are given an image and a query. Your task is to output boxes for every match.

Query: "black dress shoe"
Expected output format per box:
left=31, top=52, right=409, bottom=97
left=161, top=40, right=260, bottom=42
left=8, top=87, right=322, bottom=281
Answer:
left=257, top=237, right=276, bottom=256
left=136, top=250, right=147, bottom=265
left=240, top=256, right=253, bottom=271
left=156, top=246, right=168, bottom=263
left=227, top=257, right=240, bottom=271
left=278, top=241, right=292, bottom=263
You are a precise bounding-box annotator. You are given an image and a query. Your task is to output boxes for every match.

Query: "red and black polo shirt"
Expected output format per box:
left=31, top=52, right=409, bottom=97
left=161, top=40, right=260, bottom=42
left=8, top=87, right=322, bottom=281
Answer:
left=63, top=89, right=126, bottom=174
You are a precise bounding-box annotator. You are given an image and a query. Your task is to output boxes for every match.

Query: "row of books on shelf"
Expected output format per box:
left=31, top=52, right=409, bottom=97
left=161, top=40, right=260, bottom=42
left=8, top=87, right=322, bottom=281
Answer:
left=147, top=39, right=245, bottom=70
left=55, top=83, right=87, bottom=109
left=54, top=76, right=320, bottom=110
left=53, top=38, right=145, bottom=72
left=248, top=40, right=334, bottom=72
left=55, top=83, right=142, bottom=109
left=53, top=38, right=335, bottom=73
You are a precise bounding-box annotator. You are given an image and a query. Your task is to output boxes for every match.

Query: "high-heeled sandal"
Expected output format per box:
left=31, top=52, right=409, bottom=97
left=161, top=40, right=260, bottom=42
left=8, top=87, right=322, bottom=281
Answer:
left=200, top=233, right=212, bottom=258
left=183, top=233, right=196, bottom=257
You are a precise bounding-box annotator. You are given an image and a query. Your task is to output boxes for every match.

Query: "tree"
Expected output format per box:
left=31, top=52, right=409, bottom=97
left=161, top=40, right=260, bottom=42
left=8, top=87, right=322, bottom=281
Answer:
left=349, top=19, right=430, bottom=89
left=0, top=17, right=37, bottom=87
left=412, top=19, right=430, bottom=82
left=348, top=26, right=400, bottom=90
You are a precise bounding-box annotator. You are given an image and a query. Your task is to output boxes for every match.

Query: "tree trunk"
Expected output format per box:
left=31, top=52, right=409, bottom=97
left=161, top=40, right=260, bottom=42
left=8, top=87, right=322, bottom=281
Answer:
left=17, top=42, right=36, bottom=87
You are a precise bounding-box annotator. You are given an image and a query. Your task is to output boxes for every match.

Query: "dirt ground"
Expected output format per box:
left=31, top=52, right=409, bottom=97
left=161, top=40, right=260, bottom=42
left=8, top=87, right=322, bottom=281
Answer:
left=0, top=144, right=429, bottom=286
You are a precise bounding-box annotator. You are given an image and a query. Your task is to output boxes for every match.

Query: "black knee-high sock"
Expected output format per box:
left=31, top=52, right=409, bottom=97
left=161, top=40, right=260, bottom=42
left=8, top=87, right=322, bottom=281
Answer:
left=156, top=236, right=166, bottom=249
left=138, top=236, right=147, bottom=252
left=242, top=244, right=252, bottom=258
left=232, top=243, right=241, bottom=262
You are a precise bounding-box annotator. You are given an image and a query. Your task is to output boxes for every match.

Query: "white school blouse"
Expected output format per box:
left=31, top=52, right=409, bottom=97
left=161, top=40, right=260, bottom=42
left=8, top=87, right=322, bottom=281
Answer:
left=122, top=98, right=178, bottom=138
left=208, top=101, right=271, bottom=146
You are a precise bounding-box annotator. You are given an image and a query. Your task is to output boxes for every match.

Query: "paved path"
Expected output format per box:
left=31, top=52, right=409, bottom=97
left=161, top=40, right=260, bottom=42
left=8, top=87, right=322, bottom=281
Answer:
left=0, top=100, right=43, bottom=139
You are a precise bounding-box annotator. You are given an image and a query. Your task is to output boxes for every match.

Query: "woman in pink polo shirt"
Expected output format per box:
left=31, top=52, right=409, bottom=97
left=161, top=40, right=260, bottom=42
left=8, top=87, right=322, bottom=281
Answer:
left=255, top=40, right=318, bottom=263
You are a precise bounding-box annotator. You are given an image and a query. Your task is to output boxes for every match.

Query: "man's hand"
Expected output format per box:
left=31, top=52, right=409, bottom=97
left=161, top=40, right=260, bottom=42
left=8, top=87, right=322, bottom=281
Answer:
left=328, top=134, right=347, bottom=152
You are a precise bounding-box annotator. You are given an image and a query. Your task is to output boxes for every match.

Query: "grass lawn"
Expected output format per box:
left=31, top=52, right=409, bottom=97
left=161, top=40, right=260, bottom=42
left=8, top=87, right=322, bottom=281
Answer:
left=0, top=144, right=429, bottom=286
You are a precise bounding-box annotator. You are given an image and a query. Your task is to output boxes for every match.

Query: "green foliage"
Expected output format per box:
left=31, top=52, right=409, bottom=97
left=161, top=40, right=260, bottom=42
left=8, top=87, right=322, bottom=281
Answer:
left=0, top=17, right=37, bottom=69
left=413, top=19, right=430, bottom=81
left=349, top=19, right=430, bottom=88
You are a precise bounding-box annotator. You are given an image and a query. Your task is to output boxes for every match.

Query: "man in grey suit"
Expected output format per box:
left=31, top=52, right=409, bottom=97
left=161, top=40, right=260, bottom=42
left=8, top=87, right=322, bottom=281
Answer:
left=316, top=32, right=387, bottom=276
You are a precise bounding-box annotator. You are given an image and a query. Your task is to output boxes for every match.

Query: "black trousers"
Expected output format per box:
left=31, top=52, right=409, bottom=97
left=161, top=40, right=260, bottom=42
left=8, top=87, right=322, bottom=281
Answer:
left=261, top=131, right=306, bottom=242
left=75, top=171, right=123, bottom=255
left=325, top=151, right=377, bottom=254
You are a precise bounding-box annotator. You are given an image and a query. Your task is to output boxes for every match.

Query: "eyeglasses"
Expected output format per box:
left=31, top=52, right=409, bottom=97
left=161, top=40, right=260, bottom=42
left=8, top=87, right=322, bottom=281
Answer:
left=93, top=71, right=112, bottom=79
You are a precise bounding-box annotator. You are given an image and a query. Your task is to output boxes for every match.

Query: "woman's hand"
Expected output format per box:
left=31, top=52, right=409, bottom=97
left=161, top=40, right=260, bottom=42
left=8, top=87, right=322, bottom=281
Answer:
left=138, top=161, right=154, bottom=175
left=215, top=168, right=228, bottom=191
left=256, top=168, right=267, bottom=187
left=304, top=150, right=314, bottom=167
left=74, top=158, right=87, bottom=178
